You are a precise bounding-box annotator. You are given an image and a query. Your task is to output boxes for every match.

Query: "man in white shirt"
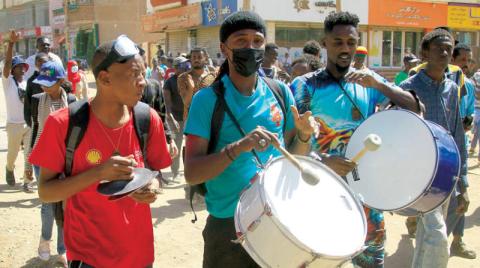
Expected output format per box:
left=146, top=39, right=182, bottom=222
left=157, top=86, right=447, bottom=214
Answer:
left=24, top=37, right=62, bottom=81
left=2, top=30, right=34, bottom=192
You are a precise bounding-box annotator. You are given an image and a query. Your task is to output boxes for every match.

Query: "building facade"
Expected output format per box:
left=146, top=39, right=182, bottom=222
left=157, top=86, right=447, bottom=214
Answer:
left=0, top=0, right=51, bottom=58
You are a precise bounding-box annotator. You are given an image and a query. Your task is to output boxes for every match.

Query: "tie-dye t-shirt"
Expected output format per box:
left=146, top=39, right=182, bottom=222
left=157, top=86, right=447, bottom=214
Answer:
left=290, top=68, right=388, bottom=156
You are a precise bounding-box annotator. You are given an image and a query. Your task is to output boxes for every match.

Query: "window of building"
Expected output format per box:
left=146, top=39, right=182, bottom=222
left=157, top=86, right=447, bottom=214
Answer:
left=382, top=31, right=422, bottom=67
left=382, top=31, right=391, bottom=67
left=275, top=28, right=324, bottom=48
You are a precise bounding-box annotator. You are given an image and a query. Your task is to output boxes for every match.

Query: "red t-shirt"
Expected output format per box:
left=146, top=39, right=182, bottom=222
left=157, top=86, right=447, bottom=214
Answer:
left=165, top=68, right=175, bottom=80
left=29, top=106, right=172, bottom=268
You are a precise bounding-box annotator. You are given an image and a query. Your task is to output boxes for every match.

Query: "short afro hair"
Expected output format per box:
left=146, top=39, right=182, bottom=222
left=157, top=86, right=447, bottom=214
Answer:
left=265, top=43, right=279, bottom=53
left=324, top=11, right=360, bottom=34
left=303, top=40, right=321, bottom=56
left=453, top=43, right=471, bottom=59
left=420, top=29, right=454, bottom=51
left=291, top=54, right=321, bottom=71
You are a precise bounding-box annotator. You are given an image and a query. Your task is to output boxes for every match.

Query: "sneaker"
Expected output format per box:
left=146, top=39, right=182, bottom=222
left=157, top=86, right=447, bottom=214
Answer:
left=23, top=183, right=35, bottom=193
left=57, top=253, right=68, bottom=268
left=405, top=217, right=417, bottom=238
left=5, top=168, right=15, bottom=186
left=451, top=241, right=477, bottom=259
left=37, top=237, right=51, bottom=261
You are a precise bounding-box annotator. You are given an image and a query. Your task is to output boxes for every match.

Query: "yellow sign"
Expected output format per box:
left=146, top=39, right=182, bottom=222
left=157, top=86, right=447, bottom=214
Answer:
left=448, top=4, right=480, bottom=29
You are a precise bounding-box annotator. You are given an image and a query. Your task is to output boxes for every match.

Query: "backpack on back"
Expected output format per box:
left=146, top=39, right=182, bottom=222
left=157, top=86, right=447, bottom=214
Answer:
left=189, top=77, right=287, bottom=223
left=53, top=100, right=151, bottom=226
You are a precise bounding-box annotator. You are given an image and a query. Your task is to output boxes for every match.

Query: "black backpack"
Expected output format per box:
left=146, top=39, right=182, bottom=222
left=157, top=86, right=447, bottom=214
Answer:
left=189, top=77, right=287, bottom=223
left=53, top=100, right=151, bottom=226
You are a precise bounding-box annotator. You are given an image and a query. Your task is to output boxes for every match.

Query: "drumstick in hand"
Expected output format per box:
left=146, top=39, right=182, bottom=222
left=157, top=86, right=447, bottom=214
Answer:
left=275, top=144, right=320, bottom=185
left=351, top=134, right=382, bottom=163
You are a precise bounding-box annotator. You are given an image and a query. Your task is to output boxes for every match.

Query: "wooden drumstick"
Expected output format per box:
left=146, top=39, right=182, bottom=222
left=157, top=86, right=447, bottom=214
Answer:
left=351, top=134, right=382, bottom=163
left=275, top=144, right=320, bottom=185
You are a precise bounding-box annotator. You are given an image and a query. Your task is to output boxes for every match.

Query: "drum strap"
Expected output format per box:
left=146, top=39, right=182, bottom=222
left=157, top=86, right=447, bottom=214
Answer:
left=325, top=69, right=366, bottom=121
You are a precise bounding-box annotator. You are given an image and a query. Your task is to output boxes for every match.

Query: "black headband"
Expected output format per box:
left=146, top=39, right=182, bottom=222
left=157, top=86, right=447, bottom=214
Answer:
left=220, top=11, right=266, bottom=43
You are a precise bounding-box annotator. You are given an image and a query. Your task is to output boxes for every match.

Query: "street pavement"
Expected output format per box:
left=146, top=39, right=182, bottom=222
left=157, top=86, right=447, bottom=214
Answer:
left=0, top=75, right=478, bottom=267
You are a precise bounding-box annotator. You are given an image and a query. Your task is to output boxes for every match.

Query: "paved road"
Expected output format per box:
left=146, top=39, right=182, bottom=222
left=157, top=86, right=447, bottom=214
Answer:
left=0, top=76, right=478, bottom=267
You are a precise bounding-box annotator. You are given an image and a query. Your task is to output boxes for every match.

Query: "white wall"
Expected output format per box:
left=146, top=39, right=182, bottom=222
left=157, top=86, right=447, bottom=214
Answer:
left=249, top=0, right=368, bottom=24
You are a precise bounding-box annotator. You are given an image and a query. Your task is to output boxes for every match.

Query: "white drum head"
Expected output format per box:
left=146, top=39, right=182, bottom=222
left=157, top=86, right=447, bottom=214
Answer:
left=262, top=156, right=366, bottom=258
left=345, top=110, right=438, bottom=211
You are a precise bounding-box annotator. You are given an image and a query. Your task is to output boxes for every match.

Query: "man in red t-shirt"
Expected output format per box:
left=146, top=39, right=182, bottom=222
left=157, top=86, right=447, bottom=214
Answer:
left=29, top=36, right=172, bottom=268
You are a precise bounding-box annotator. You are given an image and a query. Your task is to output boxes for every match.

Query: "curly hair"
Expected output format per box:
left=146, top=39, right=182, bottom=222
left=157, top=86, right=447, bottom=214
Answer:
left=324, top=11, right=360, bottom=34
left=303, top=40, right=321, bottom=56
left=420, top=29, right=453, bottom=51
left=453, top=43, right=471, bottom=59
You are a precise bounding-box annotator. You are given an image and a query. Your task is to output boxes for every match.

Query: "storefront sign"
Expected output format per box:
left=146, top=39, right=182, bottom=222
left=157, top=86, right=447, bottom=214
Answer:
left=369, top=0, right=447, bottom=28
left=201, top=0, right=237, bottom=26
left=142, top=3, right=202, bottom=32
left=448, top=4, right=480, bottom=30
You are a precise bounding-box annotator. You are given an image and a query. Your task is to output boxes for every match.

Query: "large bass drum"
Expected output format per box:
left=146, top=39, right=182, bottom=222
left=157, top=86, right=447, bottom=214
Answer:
left=235, top=156, right=366, bottom=267
left=345, top=109, right=460, bottom=216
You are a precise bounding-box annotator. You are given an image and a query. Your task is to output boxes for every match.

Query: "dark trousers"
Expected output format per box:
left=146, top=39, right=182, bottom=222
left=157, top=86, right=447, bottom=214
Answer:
left=202, top=215, right=260, bottom=268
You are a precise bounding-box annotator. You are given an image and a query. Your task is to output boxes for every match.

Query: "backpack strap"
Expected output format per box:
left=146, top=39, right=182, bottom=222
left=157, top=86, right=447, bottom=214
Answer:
left=133, top=102, right=151, bottom=168
left=189, top=81, right=225, bottom=223
left=30, top=94, right=41, bottom=149
left=207, top=81, right=226, bottom=154
left=262, top=77, right=287, bottom=134
left=65, top=100, right=90, bottom=176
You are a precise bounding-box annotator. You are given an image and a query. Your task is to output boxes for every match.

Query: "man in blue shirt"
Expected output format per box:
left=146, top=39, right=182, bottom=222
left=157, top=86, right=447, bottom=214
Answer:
left=400, top=29, right=469, bottom=268
left=184, top=11, right=318, bottom=267
left=446, top=43, right=476, bottom=259
left=291, top=12, right=421, bottom=268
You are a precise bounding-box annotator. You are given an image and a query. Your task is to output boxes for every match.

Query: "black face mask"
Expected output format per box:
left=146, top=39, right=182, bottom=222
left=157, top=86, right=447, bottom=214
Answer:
left=231, top=48, right=265, bottom=77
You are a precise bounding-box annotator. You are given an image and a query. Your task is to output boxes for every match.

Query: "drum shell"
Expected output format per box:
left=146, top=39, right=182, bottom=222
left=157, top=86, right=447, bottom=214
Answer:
left=235, top=156, right=367, bottom=268
left=344, top=109, right=460, bottom=216
left=395, top=120, right=459, bottom=216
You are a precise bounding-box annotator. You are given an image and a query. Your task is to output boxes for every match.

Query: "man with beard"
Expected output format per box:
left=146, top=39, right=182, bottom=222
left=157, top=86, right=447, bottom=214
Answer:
left=177, top=47, right=216, bottom=121
left=290, top=12, right=420, bottom=268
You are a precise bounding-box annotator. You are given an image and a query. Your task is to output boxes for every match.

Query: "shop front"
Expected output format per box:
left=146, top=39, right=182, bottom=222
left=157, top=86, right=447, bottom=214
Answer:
left=368, top=0, right=448, bottom=70
left=142, top=2, right=202, bottom=57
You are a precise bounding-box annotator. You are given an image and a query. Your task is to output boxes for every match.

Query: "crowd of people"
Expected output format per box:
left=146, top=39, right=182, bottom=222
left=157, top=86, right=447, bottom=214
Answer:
left=1, top=9, right=479, bottom=268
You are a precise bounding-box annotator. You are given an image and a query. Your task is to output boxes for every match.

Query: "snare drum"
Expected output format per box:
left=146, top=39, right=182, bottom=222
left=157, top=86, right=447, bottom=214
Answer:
left=345, top=109, right=460, bottom=216
left=235, top=156, right=367, bottom=268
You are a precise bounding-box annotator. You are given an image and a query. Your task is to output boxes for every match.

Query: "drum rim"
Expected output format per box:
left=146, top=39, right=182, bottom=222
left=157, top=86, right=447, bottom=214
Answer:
left=345, top=109, right=443, bottom=211
left=260, top=155, right=368, bottom=259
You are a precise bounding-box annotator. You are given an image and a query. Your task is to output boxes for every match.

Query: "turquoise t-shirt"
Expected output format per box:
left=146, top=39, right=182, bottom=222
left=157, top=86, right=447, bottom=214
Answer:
left=291, top=68, right=387, bottom=155
left=460, top=78, right=475, bottom=119
left=184, top=75, right=295, bottom=218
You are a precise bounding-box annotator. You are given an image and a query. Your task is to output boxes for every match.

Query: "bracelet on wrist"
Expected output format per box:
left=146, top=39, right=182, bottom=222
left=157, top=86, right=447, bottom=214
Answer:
left=295, top=133, right=311, bottom=144
left=224, top=144, right=235, bottom=161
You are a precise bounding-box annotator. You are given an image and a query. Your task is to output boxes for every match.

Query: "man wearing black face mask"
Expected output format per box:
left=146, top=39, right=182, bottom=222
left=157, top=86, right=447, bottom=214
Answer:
left=291, top=12, right=422, bottom=268
left=183, top=11, right=318, bottom=267
left=177, top=47, right=216, bottom=122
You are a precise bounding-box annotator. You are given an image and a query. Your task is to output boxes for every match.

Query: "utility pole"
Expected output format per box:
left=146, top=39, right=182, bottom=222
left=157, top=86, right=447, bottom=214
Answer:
left=336, top=0, right=341, bottom=12
left=64, top=0, right=69, bottom=59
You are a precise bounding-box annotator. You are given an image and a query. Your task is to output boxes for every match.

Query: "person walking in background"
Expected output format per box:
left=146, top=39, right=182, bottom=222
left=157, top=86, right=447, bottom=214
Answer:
left=177, top=47, right=216, bottom=122
left=30, top=61, right=75, bottom=267
left=2, top=30, right=34, bottom=192
left=25, top=37, right=63, bottom=81
left=395, top=54, right=420, bottom=86
left=164, top=56, right=189, bottom=181
left=67, top=60, right=87, bottom=100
